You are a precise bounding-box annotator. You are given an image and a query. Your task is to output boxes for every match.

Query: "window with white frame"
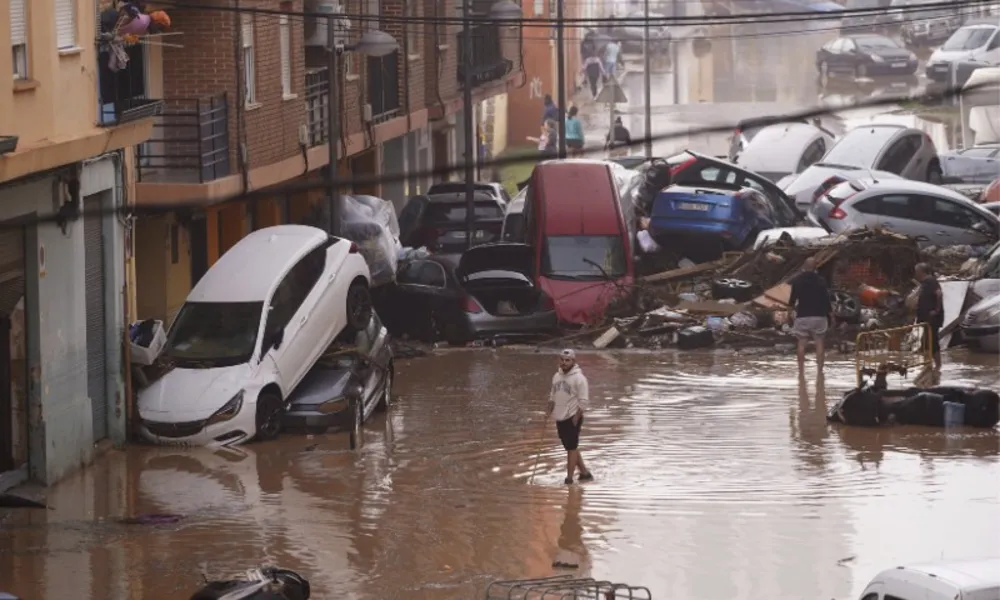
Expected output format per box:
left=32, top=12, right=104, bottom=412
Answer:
left=10, top=0, right=28, bottom=79
left=55, top=0, right=76, bottom=49
left=241, top=14, right=257, bottom=105
left=279, top=15, right=292, bottom=97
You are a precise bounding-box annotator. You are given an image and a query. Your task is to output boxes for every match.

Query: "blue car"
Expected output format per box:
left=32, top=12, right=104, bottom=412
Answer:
left=648, top=183, right=796, bottom=259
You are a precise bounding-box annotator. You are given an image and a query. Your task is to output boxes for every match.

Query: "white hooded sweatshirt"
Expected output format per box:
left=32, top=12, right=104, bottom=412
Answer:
left=549, top=364, right=589, bottom=422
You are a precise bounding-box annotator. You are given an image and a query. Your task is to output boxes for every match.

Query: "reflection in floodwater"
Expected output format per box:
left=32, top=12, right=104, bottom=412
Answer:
left=0, top=350, right=997, bottom=600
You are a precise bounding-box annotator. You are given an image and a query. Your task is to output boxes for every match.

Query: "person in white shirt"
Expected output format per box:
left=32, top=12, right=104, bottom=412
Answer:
left=547, top=349, right=594, bottom=485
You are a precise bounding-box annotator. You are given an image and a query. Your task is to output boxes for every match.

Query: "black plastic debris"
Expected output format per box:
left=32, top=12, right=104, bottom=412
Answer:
left=677, top=326, right=714, bottom=350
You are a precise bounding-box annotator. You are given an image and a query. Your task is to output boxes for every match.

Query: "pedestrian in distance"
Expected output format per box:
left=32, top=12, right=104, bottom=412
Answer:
left=547, top=349, right=594, bottom=485
left=788, top=257, right=832, bottom=379
left=602, top=40, right=622, bottom=83
left=605, top=116, right=631, bottom=157
left=914, top=262, right=944, bottom=371
left=581, top=55, right=606, bottom=100
left=541, top=94, right=559, bottom=125
left=565, top=106, right=585, bottom=157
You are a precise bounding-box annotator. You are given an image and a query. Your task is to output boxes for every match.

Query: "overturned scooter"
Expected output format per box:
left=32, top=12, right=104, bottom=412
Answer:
left=189, top=567, right=310, bottom=600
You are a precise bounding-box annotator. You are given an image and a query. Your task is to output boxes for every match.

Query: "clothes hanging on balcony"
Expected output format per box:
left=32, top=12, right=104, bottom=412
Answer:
left=100, top=2, right=171, bottom=72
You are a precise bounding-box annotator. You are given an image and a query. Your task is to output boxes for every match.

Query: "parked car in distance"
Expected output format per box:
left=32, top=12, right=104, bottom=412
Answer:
left=939, top=143, right=999, bottom=184
left=524, top=160, right=635, bottom=325
left=816, top=34, right=919, bottom=79
left=425, top=181, right=511, bottom=207
left=857, top=558, right=1000, bottom=600
left=501, top=187, right=526, bottom=242
left=808, top=178, right=1000, bottom=246
left=840, top=0, right=895, bottom=35
left=397, top=191, right=506, bottom=253
left=735, top=122, right=835, bottom=183
left=650, top=183, right=799, bottom=260
left=897, top=0, right=963, bottom=46
left=962, top=293, right=1000, bottom=352
left=283, top=312, right=393, bottom=435
left=374, top=250, right=557, bottom=344
left=665, top=150, right=803, bottom=220
left=926, top=21, right=1000, bottom=82
left=783, top=124, right=943, bottom=208
left=138, top=225, right=373, bottom=447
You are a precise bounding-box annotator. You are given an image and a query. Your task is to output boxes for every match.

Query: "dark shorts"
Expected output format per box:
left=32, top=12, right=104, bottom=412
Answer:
left=567, top=139, right=584, bottom=150
left=556, top=415, right=584, bottom=451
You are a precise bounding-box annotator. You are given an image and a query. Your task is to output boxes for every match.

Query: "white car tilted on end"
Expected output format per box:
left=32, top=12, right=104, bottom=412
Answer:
left=138, top=225, right=373, bottom=447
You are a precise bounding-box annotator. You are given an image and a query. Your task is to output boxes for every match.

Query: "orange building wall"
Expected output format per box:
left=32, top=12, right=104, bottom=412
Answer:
left=507, top=0, right=584, bottom=149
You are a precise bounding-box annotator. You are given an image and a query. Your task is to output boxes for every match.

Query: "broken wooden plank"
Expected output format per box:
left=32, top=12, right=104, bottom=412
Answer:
left=593, top=326, right=621, bottom=349
left=674, top=300, right=745, bottom=315
left=641, top=256, right=733, bottom=283
left=753, top=282, right=793, bottom=309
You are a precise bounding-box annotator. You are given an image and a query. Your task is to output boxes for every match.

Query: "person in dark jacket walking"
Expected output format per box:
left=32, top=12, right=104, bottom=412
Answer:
left=914, top=262, right=944, bottom=370
left=605, top=116, right=631, bottom=157
left=541, top=94, right=559, bottom=124
left=788, top=257, right=832, bottom=379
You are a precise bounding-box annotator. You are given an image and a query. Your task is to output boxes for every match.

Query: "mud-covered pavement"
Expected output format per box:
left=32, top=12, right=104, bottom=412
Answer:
left=2, top=349, right=998, bottom=599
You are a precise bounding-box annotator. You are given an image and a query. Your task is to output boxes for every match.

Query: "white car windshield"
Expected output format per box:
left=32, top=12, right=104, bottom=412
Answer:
left=165, top=301, right=264, bottom=367
left=942, top=27, right=995, bottom=50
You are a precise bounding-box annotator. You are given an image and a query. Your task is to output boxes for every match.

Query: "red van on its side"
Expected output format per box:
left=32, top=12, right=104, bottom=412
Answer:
left=523, top=159, right=635, bottom=325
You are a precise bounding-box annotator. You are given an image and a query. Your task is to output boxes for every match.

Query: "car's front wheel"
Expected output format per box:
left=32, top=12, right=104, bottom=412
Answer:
left=254, top=391, right=283, bottom=441
left=344, top=281, right=373, bottom=335
left=376, top=362, right=393, bottom=412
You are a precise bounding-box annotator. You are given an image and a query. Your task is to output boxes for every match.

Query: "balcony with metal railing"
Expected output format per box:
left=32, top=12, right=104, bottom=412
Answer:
left=135, top=95, right=231, bottom=184
left=305, top=67, right=330, bottom=148
left=456, top=25, right=513, bottom=87
left=97, top=38, right=164, bottom=127
left=367, top=51, right=401, bottom=122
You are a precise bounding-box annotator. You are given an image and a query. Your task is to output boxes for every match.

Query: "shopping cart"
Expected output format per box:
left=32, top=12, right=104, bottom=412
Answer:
left=485, top=575, right=652, bottom=599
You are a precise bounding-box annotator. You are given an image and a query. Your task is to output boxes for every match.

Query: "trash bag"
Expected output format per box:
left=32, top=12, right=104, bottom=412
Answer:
left=828, top=387, right=887, bottom=426
left=340, top=195, right=401, bottom=287
left=958, top=388, right=1000, bottom=428
left=891, top=391, right=946, bottom=426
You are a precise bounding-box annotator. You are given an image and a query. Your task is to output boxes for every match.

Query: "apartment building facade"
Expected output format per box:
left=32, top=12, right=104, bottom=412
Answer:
left=134, top=0, right=524, bottom=325
left=1, top=0, right=157, bottom=489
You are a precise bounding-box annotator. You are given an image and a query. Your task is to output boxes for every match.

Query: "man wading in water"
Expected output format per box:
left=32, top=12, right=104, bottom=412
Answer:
left=789, top=257, right=832, bottom=380
left=548, top=350, right=594, bottom=485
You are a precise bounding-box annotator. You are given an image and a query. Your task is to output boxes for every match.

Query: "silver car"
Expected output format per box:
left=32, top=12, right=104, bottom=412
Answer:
left=736, top=122, right=835, bottom=183
left=784, top=124, right=943, bottom=208
left=809, top=178, right=1000, bottom=246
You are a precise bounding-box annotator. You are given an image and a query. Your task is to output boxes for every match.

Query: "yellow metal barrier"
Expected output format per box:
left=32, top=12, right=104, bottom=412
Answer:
left=855, top=323, right=935, bottom=387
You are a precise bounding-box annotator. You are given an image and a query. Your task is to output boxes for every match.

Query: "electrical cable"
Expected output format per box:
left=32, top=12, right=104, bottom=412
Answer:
left=2, top=78, right=991, bottom=231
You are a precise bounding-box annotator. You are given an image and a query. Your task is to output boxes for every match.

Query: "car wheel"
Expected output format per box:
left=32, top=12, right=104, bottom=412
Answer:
left=711, top=278, right=757, bottom=303
left=855, top=63, right=868, bottom=79
left=926, top=161, right=943, bottom=184
left=254, top=391, right=283, bottom=442
left=344, top=281, right=373, bottom=335
left=376, top=363, right=393, bottom=412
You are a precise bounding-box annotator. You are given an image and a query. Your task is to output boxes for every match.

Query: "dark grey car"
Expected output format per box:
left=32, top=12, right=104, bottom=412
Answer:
left=282, top=313, right=393, bottom=435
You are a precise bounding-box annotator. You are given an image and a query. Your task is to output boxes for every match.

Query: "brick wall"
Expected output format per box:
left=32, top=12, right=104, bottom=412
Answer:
left=160, top=0, right=306, bottom=173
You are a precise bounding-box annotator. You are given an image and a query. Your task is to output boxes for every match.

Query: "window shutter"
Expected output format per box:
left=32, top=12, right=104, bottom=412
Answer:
left=241, top=14, right=254, bottom=46
left=279, top=16, right=291, bottom=94
left=10, top=0, right=27, bottom=46
left=55, top=0, right=76, bottom=49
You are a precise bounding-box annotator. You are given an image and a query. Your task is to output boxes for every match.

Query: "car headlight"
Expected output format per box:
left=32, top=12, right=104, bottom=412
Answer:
left=870, top=54, right=884, bottom=63
left=207, top=390, right=244, bottom=425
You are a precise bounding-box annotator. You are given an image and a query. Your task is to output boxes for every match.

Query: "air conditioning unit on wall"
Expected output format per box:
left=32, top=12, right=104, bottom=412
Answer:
left=304, top=0, right=351, bottom=47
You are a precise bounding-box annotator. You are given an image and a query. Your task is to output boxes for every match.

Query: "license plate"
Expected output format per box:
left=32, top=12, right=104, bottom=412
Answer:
left=891, top=62, right=906, bottom=68
left=679, top=202, right=710, bottom=211
left=934, top=64, right=948, bottom=72
left=453, top=230, right=486, bottom=239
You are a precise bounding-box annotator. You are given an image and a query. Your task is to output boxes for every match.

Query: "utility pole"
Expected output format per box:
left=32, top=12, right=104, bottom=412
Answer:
left=643, top=0, right=652, bottom=157
left=671, top=0, right=679, bottom=106
left=556, top=0, right=567, bottom=158
left=326, top=18, right=341, bottom=236
left=462, top=1, right=476, bottom=249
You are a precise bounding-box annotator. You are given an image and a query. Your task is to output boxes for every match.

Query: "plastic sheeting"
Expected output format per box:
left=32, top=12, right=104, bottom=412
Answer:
left=341, top=195, right=402, bottom=287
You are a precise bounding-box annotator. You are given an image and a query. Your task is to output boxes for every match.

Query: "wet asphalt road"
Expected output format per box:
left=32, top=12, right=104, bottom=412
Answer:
left=1, top=349, right=998, bottom=600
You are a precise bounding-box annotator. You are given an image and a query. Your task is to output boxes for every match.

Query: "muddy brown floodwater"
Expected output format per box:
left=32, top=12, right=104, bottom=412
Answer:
left=2, top=349, right=998, bottom=600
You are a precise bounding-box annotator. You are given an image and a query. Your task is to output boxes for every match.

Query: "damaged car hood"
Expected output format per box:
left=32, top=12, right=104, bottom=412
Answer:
left=139, top=364, right=251, bottom=419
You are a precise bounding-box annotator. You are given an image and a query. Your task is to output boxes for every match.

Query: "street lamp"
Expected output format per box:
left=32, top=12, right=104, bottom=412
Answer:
left=326, top=22, right=399, bottom=236
left=462, top=0, right=523, bottom=249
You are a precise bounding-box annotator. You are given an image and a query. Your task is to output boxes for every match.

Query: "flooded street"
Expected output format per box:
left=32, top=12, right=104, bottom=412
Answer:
left=2, top=350, right=998, bottom=600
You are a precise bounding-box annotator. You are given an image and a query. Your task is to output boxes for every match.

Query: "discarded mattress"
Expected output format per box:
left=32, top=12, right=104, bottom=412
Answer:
left=827, top=386, right=1000, bottom=428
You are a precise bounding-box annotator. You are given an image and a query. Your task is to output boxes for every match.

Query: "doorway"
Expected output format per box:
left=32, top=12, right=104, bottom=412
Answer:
left=189, top=215, right=209, bottom=287
left=433, top=129, right=449, bottom=181
left=0, top=226, right=28, bottom=476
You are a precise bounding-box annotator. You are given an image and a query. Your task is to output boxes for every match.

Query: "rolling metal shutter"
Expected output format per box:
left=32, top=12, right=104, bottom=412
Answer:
left=84, top=197, right=109, bottom=441
left=55, top=0, right=76, bottom=49
left=0, top=229, right=25, bottom=317
left=9, top=0, right=26, bottom=47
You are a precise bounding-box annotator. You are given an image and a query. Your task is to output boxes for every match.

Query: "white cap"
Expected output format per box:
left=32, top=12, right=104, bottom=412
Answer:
left=560, top=349, right=576, bottom=359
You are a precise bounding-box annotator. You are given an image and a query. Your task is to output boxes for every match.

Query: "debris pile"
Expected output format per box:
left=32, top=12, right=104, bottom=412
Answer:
left=574, top=229, right=968, bottom=352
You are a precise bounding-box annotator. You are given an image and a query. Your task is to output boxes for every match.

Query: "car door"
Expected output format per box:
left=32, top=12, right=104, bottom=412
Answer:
left=393, top=260, right=453, bottom=341
left=737, top=173, right=801, bottom=224
left=852, top=193, right=933, bottom=239
left=261, top=266, right=316, bottom=395
left=927, top=196, right=998, bottom=245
